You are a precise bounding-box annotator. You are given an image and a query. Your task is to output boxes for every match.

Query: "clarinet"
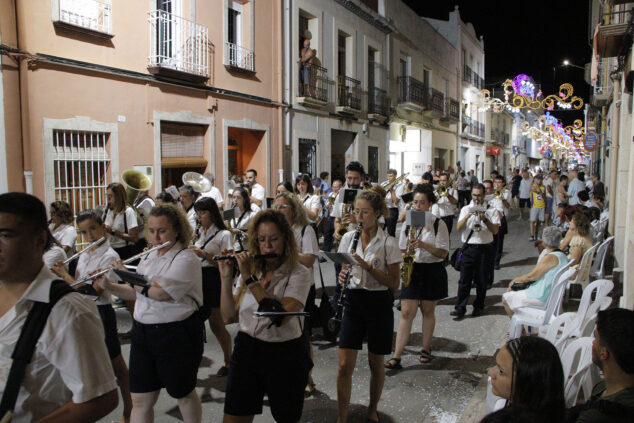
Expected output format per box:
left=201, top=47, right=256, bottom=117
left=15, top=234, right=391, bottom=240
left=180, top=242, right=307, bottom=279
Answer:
left=329, top=223, right=362, bottom=328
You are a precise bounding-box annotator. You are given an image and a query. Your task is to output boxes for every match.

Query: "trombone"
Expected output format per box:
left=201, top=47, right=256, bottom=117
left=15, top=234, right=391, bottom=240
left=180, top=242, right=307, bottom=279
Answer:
left=381, top=173, right=409, bottom=191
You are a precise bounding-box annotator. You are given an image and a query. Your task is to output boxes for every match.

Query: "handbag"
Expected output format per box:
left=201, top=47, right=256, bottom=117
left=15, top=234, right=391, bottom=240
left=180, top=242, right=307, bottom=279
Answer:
left=450, top=230, right=474, bottom=271
left=511, top=282, right=532, bottom=291
left=316, top=261, right=338, bottom=342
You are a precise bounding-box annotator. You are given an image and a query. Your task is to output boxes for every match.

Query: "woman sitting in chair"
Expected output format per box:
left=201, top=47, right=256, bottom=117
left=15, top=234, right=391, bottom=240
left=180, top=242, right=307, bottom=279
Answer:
left=559, top=212, right=593, bottom=267
left=503, top=227, right=569, bottom=317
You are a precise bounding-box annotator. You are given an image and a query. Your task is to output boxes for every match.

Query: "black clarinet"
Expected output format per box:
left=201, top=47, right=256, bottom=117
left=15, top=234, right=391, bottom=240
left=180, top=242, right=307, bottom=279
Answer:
left=329, top=223, right=362, bottom=328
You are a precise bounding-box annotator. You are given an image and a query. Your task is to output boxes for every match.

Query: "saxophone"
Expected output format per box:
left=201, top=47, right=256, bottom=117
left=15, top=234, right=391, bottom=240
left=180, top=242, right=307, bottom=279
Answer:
left=328, top=223, right=362, bottom=329
left=400, top=225, right=416, bottom=287
left=336, top=204, right=352, bottom=239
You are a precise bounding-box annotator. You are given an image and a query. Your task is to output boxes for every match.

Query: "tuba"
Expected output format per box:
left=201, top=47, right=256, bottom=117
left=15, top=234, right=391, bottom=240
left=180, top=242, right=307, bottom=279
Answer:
left=122, top=169, right=152, bottom=206
left=400, top=225, right=417, bottom=287
left=182, top=171, right=212, bottom=194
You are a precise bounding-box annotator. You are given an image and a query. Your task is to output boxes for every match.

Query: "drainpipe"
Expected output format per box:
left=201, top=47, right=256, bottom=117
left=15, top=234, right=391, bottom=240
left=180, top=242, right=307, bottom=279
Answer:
left=283, top=0, right=291, bottom=182
left=15, top=1, right=32, bottom=192
left=607, top=75, right=620, bottom=235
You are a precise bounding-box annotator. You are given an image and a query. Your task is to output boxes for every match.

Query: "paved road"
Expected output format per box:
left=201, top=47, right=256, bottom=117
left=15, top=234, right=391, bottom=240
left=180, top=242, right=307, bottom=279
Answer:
left=101, top=209, right=538, bottom=423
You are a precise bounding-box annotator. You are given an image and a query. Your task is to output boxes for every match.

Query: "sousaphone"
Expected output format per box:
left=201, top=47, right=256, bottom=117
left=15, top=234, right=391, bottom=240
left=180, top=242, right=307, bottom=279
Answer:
left=182, top=171, right=212, bottom=193
left=122, top=169, right=153, bottom=205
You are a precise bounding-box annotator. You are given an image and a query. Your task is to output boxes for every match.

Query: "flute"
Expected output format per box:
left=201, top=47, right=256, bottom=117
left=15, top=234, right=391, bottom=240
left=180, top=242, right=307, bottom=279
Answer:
left=213, top=253, right=280, bottom=261
left=71, top=241, right=172, bottom=287
left=63, top=237, right=106, bottom=264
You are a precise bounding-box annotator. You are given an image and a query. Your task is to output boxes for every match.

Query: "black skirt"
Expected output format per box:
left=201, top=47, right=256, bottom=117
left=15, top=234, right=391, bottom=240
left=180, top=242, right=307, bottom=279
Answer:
left=400, top=262, right=448, bottom=301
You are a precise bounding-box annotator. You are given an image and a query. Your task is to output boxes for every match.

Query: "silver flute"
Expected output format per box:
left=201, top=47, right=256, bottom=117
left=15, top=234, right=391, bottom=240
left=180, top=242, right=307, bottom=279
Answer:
left=71, top=241, right=172, bottom=287
left=62, top=237, right=106, bottom=264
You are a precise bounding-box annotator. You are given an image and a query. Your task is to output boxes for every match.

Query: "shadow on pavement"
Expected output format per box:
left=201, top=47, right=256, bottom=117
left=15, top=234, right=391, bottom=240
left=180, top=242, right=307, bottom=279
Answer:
left=301, top=398, right=398, bottom=423
left=386, top=354, right=495, bottom=384
left=400, top=334, right=468, bottom=353
left=501, top=257, right=538, bottom=268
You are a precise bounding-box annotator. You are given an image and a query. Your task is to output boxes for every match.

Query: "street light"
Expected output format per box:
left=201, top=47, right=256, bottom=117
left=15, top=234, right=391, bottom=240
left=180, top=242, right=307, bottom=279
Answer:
left=562, top=60, right=585, bottom=70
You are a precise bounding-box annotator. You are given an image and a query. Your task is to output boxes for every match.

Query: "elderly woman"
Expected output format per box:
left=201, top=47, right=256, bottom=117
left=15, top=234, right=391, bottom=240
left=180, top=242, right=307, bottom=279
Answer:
left=559, top=212, right=593, bottom=266
left=503, top=227, right=569, bottom=317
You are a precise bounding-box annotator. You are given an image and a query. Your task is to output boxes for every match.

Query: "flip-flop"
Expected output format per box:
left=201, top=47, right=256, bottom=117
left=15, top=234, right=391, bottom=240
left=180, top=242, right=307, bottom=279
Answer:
left=384, top=357, right=402, bottom=370
left=419, top=349, right=433, bottom=363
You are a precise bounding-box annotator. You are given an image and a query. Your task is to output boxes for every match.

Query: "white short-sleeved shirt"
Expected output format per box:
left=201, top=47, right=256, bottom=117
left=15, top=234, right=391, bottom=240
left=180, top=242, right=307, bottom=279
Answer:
left=544, top=177, right=556, bottom=198
left=0, top=267, right=118, bottom=423
left=298, top=193, right=321, bottom=211
left=519, top=178, right=533, bottom=198
left=194, top=225, right=233, bottom=268
left=231, top=208, right=257, bottom=250
left=337, top=227, right=402, bottom=291
left=185, top=205, right=197, bottom=231
left=134, top=243, right=203, bottom=324
left=432, top=188, right=458, bottom=217
left=250, top=203, right=262, bottom=213
left=134, top=197, right=155, bottom=239
left=293, top=224, right=319, bottom=258
left=200, top=186, right=224, bottom=206
left=399, top=215, right=449, bottom=263
left=458, top=201, right=501, bottom=245
left=251, top=183, right=266, bottom=201
left=43, top=245, right=67, bottom=268
left=330, top=185, right=360, bottom=218
left=235, top=262, right=311, bottom=342
left=488, top=190, right=511, bottom=217
left=103, top=207, right=138, bottom=249
left=75, top=240, right=119, bottom=305
left=385, top=183, right=404, bottom=208
left=49, top=223, right=77, bottom=251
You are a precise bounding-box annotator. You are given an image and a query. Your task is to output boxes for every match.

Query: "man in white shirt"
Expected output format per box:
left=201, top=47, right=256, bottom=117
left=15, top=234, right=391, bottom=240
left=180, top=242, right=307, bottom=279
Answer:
left=518, top=170, right=533, bottom=220
left=543, top=169, right=558, bottom=226
left=322, top=179, right=342, bottom=252
left=567, top=168, right=585, bottom=206
left=179, top=185, right=199, bottom=230
left=384, top=169, right=404, bottom=237
left=432, top=172, right=459, bottom=235
left=0, top=193, right=118, bottom=422
left=491, top=175, right=511, bottom=269
left=332, top=161, right=364, bottom=241
left=245, top=169, right=265, bottom=207
left=200, top=173, right=224, bottom=210
left=450, top=184, right=500, bottom=318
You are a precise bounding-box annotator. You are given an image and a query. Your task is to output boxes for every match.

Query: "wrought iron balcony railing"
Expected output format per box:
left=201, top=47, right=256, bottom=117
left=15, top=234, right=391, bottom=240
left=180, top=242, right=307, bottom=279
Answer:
left=428, top=88, right=445, bottom=113
left=397, top=76, right=426, bottom=108
left=224, top=42, right=254, bottom=72
left=298, top=63, right=329, bottom=104
left=336, top=75, right=362, bottom=111
left=55, top=0, right=113, bottom=35
left=368, top=87, right=390, bottom=117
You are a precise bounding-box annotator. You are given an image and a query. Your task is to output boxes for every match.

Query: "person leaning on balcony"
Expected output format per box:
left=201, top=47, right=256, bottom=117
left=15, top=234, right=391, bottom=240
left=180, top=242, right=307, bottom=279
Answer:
left=298, top=38, right=315, bottom=93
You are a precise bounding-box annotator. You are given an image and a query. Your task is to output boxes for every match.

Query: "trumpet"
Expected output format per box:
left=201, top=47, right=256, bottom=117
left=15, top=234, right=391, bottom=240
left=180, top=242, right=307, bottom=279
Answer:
left=71, top=241, right=172, bottom=287
left=63, top=237, right=106, bottom=264
left=381, top=173, right=409, bottom=191
left=400, top=226, right=416, bottom=287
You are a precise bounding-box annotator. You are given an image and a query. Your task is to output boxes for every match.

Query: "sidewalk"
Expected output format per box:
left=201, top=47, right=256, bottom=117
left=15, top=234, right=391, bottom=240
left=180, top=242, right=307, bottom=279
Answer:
left=102, top=208, right=537, bottom=422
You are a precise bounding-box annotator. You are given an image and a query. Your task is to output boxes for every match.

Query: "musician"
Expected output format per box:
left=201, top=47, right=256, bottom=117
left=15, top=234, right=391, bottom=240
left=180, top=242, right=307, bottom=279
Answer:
left=102, top=182, right=140, bottom=260
left=43, top=235, right=67, bottom=268
left=133, top=190, right=155, bottom=253
left=492, top=175, right=511, bottom=269
left=273, top=192, right=319, bottom=397
left=276, top=181, right=294, bottom=195
left=322, top=178, right=342, bottom=252
left=179, top=184, right=199, bottom=231
left=432, top=172, right=459, bottom=234
left=0, top=193, right=117, bottom=422
left=332, top=161, right=365, bottom=242
left=199, top=173, right=224, bottom=210
left=245, top=168, right=265, bottom=207
left=98, top=203, right=204, bottom=423
left=229, top=187, right=257, bottom=252
left=483, top=180, right=503, bottom=288
left=51, top=209, right=133, bottom=422
left=336, top=188, right=401, bottom=423
left=295, top=173, right=321, bottom=222
left=451, top=184, right=500, bottom=318
left=386, top=184, right=449, bottom=369
left=219, top=210, right=312, bottom=423
left=48, top=200, right=77, bottom=254
left=189, top=197, right=233, bottom=377
left=383, top=169, right=404, bottom=237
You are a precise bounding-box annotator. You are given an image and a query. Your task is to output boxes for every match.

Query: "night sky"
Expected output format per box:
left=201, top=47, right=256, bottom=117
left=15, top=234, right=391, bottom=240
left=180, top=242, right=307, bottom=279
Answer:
left=403, top=0, right=590, bottom=124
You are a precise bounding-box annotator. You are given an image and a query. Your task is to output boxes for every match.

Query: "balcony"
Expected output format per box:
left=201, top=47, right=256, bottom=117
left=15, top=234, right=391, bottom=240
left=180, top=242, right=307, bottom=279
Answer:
left=148, top=10, right=209, bottom=83
left=368, top=87, right=390, bottom=122
left=224, top=42, right=255, bottom=73
left=424, top=88, right=444, bottom=118
left=593, top=59, right=614, bottom=106
left=52, top=0, right=113, bottom=37
left=336, top=76, right=362, bottom=115
left=595, top=7, right=632, bottom=57
left=441, top=98, right=460, bottom=122
left=463, top=65, right=473, bottom=84
left=397, top=76, right=426, bottom=111
left=297, top=63, right=330, bottom=108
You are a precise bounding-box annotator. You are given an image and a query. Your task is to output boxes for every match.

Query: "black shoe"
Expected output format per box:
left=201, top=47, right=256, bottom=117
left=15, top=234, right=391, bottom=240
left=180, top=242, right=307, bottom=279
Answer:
left=494, top=263, right=501, bottom=270
left=471, top=308, right=483, bottom=317
left=450, top=309, right=466, bottom=318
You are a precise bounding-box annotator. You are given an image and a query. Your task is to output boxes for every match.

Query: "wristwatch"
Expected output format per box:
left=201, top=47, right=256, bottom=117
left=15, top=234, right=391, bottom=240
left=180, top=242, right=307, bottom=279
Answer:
left=141, top=285, right=150, bottom=297
left=244, top=275, right=259, bottom=288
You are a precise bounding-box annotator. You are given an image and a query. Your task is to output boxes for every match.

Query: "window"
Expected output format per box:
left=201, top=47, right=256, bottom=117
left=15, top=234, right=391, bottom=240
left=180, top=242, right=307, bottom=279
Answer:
left=52, top=130, right=111, bottom=248
left=225, top=0, right=254, bottom=72
left=399, top=58, right=408, bottom=78
left=368, top=47, right=377, bottom=91
left=298, top=139, right=317, bottom=177
left=367, top=146, right=379, bottom=183
left=338, top=32, right=347, bottom=77
left=53, top=0, right=113, bottom=36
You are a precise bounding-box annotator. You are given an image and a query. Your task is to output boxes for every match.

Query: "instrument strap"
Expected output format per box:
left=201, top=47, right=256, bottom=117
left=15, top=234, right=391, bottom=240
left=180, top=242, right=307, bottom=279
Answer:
left=201, top=230, right=221, bottom=263
left=234, top=209, right=249, bottom=228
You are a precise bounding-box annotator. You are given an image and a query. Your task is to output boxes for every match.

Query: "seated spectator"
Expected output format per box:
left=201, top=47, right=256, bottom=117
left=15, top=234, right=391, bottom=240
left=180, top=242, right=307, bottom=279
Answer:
left=488, top=337, right=565, bottom=423
left=479, top=405, right=541, bottom=423
left=559, top=213, right=593, bottom=266
left=570, top=308, right=634, bottom=422
left=503, top=227, right=569, bottom=317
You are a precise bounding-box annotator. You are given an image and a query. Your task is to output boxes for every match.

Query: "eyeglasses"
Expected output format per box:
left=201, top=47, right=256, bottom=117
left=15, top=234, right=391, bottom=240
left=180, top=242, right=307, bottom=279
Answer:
left=106, top=194, right=115, bottom=199
left=273, top=205, right=291, bottom=210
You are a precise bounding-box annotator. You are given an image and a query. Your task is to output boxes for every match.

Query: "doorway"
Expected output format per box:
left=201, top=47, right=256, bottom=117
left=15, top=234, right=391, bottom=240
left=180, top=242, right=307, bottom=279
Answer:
left=227, top=127, right=266, bottom=184
left=331, top=129, right=356, bottom=182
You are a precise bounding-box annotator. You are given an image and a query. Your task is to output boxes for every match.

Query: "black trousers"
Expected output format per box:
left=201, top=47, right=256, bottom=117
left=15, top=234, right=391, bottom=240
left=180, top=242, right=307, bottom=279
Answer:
left=440, top=215, right=454, bottom=235
left=455, top=244, right=491, bottom=312
left=458, top=191, right=470, bottom=209
left=322, top=216, right=336, bottom=252
left=385, top=207, right=399, bottom=237
left=494, top=231, right=504, bottom=266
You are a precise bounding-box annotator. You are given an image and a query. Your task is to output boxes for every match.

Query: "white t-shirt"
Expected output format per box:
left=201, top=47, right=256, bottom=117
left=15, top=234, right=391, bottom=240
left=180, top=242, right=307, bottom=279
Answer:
left=298, top=193, right=321, bottom=211
left=231, top=208, right=257, bottom=251
left=294, top=224, right=319, bottom=286
left=0, top=267, right=118, bottom=423
left=544, top=177, right=556, bottom=199
left=235, top=262, right=311, bottom=342
left=194, top=225, right=233, bottom=268
left=103, top=207, right=138, bottom=249
left=337, top=227, right=402, bottom=291
left=49, top=223, right=77, bottom=251
left=43, top=245, right=67, bottom=268
left=458, top=202, right=501, bottom=245
left=75, top=240, right=119, bottom=305
left=519, top=178, right=533, bottom=199
left=134, top=243, right=203, bottom=324
left=399, top=215, right=449, bottom=263
left=385, top=183, right=404, bottom=208
left=185, top=205, right=197, bottom=231
left=251, top=183, right=266, bottom=202
left=200, top=186, right=224, bottom=206
left=432, top=188, right=458, bottom=217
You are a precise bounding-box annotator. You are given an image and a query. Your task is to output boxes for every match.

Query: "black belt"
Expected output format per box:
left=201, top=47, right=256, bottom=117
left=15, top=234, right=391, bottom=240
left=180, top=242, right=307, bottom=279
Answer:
left=466, top=243, right=490, bottom=249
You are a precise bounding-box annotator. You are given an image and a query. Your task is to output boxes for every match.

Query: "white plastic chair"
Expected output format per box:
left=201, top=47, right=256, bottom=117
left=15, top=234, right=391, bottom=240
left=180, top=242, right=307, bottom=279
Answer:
left=570, top=279, right=614, bottom=338
left=589, top=236, right=614, bottom=280
left=541, top=312, right=577, bottom=354
left=508, top=267, right=576, bottom=339
left=561, top=337, right=599, bottom=407
left=566, top=244, right=599, bottom=300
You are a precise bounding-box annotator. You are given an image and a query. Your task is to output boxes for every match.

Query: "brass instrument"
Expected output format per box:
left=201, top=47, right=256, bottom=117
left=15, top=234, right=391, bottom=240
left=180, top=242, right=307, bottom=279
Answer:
left=494, top=187, right=504, bottom=199
left=381, top=173, right=409, bottom=191
left=122, top=169, right=153, bottom=206
left=471, top=204, right=487, bottom=232
left=182, top=171, right=212, bottom=194
left=437, top=185, right=448, bottom=197
left=336, top=204, right=352, bottom=238
left=329, top=223, right=362, bottom=330
left=400, top=226, right=417, bottom=287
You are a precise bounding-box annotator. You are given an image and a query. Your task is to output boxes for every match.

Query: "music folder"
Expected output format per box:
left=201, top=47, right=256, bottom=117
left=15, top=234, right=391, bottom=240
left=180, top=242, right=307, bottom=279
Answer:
left=318, top=251, right=358, bottom=265
left=401, top=192, right=414, bottom=204
left=222, top=208, right=236, bottom=221
left=113, top=269, right=150, bottom=288
left=343, top=189, right=361, bottom=204
left=405, top=210, right=427, bottom=227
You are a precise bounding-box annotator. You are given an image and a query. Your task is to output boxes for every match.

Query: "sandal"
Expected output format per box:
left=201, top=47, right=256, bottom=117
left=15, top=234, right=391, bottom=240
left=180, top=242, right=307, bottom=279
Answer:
left=419, top=349, right=433, bottom=363
left=304, top=379, right=315, bottom=398
left=384, top=357, right=402, bottom=369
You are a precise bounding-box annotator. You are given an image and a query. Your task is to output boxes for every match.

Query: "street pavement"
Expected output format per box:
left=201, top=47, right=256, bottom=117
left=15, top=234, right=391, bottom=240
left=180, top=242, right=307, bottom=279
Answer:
left=101, top=208, right=539, bottom=423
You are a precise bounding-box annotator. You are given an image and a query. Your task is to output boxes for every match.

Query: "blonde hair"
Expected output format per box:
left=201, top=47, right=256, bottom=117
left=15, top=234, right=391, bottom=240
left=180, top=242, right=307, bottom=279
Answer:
left=247, top=209, right=299, bottom=274
left=148, top=203, right=194, bottom=245
left=356, top=185, right=388, bottom=218
left=275, top=192, right=310, bottom=227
